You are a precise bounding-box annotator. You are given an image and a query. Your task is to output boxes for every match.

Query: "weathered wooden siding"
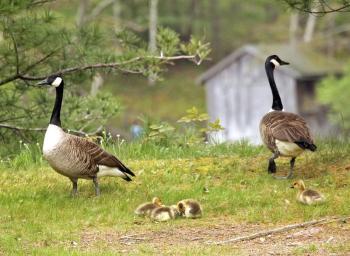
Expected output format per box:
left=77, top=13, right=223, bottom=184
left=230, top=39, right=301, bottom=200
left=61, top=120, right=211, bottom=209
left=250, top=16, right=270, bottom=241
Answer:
left=205, top=53, right=297, bottom=144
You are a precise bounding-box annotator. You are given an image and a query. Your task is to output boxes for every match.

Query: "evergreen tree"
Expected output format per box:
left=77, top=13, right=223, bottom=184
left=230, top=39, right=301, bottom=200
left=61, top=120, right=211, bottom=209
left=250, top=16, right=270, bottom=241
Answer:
left=0, top=1, right=209, bottom=147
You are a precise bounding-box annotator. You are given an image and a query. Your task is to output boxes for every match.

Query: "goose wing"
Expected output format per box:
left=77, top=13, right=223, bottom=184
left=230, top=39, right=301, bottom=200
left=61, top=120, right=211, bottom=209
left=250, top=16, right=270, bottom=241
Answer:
left=264, top=112, right=316, bottom=150
left=69, top=135, right=135, bottom=178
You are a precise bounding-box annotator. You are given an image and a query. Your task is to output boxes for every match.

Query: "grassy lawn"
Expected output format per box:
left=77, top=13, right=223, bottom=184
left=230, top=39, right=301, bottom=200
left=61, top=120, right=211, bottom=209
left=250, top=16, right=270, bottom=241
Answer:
left=0, top=141, right=349, bottom=255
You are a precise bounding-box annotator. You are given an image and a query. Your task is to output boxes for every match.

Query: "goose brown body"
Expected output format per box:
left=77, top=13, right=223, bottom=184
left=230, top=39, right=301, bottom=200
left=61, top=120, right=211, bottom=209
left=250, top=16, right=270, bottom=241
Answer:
left=43, top=125, right=133, bottom=181
left=260, top=111, right=315, bottom=157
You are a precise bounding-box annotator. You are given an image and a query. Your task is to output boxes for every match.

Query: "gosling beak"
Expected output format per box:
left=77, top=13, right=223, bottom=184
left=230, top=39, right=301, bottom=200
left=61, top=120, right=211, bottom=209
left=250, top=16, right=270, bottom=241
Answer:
left=36, top=78, right=49, bottom=86
left=290, top=185, right=294, bottom=189
left=280, top=60, right=289, bottom=66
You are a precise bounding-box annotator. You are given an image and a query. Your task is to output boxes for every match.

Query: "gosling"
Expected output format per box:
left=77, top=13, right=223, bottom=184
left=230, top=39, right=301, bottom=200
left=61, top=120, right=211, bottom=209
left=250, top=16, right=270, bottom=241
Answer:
left=134, top=197, right=163, bottom=217
left=177, top=199, right=202, bottom=218
left=150, top=205, right=179, bottom=222
left=291, top=180, right=325, bottom=205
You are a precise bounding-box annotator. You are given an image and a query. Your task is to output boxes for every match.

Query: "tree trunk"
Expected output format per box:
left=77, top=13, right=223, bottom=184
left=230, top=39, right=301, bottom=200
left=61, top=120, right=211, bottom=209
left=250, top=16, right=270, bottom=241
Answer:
left=90, top=73, right=104, bottom=96
left=303, top=9, right=318, bottom=43
left=210, top=0, right=220, bottom=59
left=289, top=12, right=299, bottom=46
left=76, top=0, right=89, bottom=28
left=326, top=13, right=336, bottom=57
left=148, top=0, right=158, bottom=85
left=113, top=0, right=122, bottom=31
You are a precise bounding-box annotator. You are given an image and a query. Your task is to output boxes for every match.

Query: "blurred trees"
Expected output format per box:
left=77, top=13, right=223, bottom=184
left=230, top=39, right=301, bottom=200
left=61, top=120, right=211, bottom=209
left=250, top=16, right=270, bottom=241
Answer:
left=318, top=67, right=350, bottom=136
left=0, top=0, right=209, bottom=154
left=1, top=0, right=350, bottom=153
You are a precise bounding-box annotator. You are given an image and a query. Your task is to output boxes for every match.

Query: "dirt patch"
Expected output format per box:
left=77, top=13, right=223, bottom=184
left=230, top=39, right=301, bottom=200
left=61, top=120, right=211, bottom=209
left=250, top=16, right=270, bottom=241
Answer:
left=78, top=218, right=350, bottom=255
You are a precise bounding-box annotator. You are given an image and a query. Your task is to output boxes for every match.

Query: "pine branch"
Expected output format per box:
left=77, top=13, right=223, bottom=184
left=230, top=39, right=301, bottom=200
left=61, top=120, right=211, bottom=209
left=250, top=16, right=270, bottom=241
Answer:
left=0, top=54, right=198, bottom=86
left=22, top=48, right=62, bottom=74
left=283, top=0, right=350, bottom=14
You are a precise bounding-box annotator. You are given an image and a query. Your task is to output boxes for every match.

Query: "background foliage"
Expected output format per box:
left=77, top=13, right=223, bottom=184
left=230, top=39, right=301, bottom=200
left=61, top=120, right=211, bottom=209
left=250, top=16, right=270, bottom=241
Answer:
left=1, top=0, right=350, bottom=157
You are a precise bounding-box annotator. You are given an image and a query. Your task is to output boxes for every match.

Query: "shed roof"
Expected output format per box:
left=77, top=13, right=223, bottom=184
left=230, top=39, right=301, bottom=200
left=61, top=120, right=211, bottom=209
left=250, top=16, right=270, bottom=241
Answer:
left=197, top=44, right=343, bottom=84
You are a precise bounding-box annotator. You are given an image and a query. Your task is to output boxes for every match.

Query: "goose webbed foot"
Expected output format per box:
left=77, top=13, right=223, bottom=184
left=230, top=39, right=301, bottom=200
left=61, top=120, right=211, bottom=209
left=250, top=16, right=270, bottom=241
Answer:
left=70, top=178, right=78, bottom=196
left=93, top=177, right=100, bottom=196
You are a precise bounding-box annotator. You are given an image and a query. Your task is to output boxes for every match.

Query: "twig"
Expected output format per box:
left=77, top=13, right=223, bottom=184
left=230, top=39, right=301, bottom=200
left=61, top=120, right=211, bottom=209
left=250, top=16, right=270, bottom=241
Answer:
left=0, top=123, right=103, bottom=137
left=0, top=123, right=46, bottom=132
left=284, top=1, right=350, bottom=14
left=22, top=48, right=62, bottom=73
left=207, top=216, right=349, bottom=245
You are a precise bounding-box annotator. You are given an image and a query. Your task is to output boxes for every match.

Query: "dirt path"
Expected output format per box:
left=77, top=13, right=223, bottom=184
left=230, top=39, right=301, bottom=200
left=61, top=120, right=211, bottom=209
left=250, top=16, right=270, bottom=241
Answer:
left=78, top=218, right=350, bottom=255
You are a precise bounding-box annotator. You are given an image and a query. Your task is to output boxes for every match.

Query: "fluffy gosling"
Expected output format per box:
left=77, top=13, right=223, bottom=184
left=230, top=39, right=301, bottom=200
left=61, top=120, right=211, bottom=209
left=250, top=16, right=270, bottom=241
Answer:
left=177, top=199, right=202, bottom=218
left=150, top=205, right=179, bottom=222
left=291, top=180, right=325, bottom=205
left=134, top=197, right=163, bottom=217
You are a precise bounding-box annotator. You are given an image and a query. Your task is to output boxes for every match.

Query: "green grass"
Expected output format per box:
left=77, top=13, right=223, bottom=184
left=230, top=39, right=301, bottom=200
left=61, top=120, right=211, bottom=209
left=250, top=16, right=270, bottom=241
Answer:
left=0, top=140, right=349, bottom=255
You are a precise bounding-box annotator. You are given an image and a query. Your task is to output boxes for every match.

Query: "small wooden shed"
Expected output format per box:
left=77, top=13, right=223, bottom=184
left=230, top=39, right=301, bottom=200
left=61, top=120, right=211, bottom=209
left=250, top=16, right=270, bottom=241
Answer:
left=197, top=44, right=341, bottom=143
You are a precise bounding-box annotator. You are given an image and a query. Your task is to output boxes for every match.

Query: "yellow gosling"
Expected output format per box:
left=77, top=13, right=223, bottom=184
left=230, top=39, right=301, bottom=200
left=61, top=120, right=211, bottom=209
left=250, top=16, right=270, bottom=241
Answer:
left=150, top=205, right=179, bottom=222
left=177, top=199, right=203, bottom=218
left=291, top=180, right=325, bottom=205
left=134, top=197, right=163, bottom=217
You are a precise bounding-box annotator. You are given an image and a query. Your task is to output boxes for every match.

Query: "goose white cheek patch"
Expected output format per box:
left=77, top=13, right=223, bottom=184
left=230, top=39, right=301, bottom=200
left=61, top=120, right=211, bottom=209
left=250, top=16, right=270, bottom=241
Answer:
left=52, top=77, right=62, bottom=87
left=270, top=59, right=280, bottom=67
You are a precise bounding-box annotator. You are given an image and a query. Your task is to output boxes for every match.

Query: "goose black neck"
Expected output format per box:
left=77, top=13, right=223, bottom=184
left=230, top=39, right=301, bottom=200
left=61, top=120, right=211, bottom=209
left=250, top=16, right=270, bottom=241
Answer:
left=265, top=62, right=283, bottom=111
left=50, top=82, right=64, bottom=127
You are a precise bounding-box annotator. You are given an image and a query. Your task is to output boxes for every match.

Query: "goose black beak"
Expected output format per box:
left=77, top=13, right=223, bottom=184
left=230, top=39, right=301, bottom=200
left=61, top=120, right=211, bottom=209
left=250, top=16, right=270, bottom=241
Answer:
left=290, top=185, right=294, bottom=189
left=36, top=78, right=49, bottom=86
left=280, top=60, right=289, bottom=66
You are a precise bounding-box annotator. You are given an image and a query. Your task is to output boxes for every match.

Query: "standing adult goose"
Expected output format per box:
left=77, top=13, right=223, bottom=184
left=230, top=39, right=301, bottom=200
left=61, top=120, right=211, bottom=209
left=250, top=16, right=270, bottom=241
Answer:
left=259, top=55, right=317, bottom=179
left=37, top=75, right=135, bottom=195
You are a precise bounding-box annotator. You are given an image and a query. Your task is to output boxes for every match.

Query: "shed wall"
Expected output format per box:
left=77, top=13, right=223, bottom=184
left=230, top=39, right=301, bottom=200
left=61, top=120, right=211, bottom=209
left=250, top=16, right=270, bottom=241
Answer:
left=205, top=53, right=297, bottom=144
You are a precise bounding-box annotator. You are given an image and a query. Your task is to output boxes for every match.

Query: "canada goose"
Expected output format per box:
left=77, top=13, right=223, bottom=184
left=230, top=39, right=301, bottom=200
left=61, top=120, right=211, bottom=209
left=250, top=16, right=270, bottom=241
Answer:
left=150, top=205, right=179, bottom=222
left=259, top=55, right=317, bottom=179
left=290, top=180, right=325, bottom=205
left=134, top=197, right=163, bottom=217
left=37, top=75, right=135, bottom=196
left=177, top=199, right=202, bottom=218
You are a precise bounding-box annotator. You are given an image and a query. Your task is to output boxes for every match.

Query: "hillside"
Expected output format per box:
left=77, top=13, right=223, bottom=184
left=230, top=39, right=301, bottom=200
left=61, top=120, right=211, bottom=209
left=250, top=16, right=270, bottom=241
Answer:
left=102, top=64, right=206, bottom=136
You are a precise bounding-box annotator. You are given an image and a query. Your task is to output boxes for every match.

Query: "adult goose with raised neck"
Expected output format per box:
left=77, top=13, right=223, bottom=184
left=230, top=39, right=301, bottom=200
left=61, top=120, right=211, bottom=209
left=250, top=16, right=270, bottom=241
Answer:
left=38, top=75, right=135, bottom=196
left=259, top=55, right=317, bottom=179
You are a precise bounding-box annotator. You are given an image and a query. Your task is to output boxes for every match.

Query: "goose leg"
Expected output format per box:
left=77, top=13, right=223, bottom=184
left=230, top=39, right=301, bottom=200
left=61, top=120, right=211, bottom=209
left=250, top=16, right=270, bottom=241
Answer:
left=70, top=178, right=78, bottom=196
left=273, top=157, right=296, bottom=180
left=93, top=177, right=100, bottom=196
left=286, top=157, right=296, bottom=179
left=268, top=152, right=279, bottom=174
